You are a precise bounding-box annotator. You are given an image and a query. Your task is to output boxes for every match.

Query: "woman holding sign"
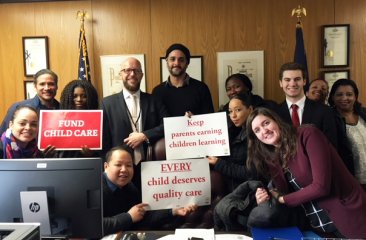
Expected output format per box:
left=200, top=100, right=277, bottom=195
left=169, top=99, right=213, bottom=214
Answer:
left=0, top=106, right=55, bottom=159
left=208, top=93, right=262, bottom=193
left=57, top=80, right=99, bottom=158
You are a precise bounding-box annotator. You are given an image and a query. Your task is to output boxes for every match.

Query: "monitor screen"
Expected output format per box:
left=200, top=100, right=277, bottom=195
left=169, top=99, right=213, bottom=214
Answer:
left=0, top=158, right=103, bottom=239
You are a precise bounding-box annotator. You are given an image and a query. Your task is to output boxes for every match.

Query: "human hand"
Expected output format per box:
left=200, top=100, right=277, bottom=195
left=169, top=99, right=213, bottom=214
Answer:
left=172, top=204, right=198, bottom=216
left=269, top=189, right=284, bottom=204
left=207, top=156, right=218, bottom=165
left=80, top=145, right=93, bottom=157
left=123, top=132, right=147, bottom=149
left=185, top=111, right=193, bottom=118
left=255, top=187, right=270, bottom=205
left=128, top=203, right=148, bottom=223
left=43, top=145, right=56, bottom=158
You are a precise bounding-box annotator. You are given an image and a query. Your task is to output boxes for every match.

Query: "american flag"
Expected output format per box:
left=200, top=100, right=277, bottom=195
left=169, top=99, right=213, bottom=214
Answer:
left=294, top=22, right=309, bottom=88
left=78, top=21, right=91, bottom=81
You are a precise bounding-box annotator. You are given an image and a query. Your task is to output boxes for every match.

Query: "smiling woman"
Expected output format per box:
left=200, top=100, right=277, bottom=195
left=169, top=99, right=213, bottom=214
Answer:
left=0, top=105, right=43, bottom=159
left=245, top=107, right=366, bottom=238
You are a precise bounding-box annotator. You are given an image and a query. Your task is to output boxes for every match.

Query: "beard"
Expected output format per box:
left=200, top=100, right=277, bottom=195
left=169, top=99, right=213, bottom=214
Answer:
left=123, top=79, right=141, bottom=93
left=168, top=66, right=187, bottom=77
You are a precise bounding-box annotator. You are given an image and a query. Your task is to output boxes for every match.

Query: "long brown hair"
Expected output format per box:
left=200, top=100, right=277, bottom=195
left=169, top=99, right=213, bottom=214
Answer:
left=246, top=107, right=297, bottom=178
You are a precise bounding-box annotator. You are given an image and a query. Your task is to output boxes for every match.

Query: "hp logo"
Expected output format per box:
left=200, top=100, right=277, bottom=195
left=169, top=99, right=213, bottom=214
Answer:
left=29, top=202, right=41, bottom=213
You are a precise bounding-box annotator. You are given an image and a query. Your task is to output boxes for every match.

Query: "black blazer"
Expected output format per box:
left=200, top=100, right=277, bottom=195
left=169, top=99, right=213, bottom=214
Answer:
left=101, top=91, right=169, bottom=156
left=276, top=98, right=338, bottom=148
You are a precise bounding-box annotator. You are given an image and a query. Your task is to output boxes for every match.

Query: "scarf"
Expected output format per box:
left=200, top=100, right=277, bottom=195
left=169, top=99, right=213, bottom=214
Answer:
left=1, top=129, right=40, bottom=159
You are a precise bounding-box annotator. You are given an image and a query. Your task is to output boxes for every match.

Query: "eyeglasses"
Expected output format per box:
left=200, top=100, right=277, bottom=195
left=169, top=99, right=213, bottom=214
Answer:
left=119, top=68, right=143, bottom=75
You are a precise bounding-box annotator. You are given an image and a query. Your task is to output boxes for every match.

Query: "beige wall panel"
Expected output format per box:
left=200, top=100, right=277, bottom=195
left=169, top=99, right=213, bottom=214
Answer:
left=1, top=0, right=366, bottom=121
left=0, top=4, right=35, bottom=119
left=150, top=0, right=338, bottom=108
left=334, top=0, right=366, bottom=105
left=32, top=1, right=93, bottom=98
left=0, top=1, right=92, bottom=120
left=92, top=0, right=152, bottom=95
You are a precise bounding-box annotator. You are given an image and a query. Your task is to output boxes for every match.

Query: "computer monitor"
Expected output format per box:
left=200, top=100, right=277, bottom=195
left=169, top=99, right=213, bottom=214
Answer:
left=0, top=158, right=103, bottom=239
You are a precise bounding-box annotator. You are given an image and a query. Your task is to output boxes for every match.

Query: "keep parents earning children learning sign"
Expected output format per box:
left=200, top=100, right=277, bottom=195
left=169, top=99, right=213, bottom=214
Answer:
left=163, top=112, right=230, bottom=160
left=141, top=158, right=211, bottom=210
left=38, top=110, right=103, bottom=150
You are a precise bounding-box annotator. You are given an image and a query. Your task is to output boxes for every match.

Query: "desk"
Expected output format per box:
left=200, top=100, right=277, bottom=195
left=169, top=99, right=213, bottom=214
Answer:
left=111, top=230, right=252, bottom=240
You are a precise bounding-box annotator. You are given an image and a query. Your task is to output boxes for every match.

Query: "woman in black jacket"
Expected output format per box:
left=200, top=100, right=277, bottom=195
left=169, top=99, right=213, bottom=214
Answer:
left=328, top=79, right=366, bottom=190
left=208, top=93, right=262, bottom=193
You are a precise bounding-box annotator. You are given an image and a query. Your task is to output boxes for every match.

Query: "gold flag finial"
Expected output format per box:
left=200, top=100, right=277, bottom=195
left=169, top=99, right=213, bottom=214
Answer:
left=291, top=5, right=306, bottom=25
left=77, top=10, right=87, bottom=23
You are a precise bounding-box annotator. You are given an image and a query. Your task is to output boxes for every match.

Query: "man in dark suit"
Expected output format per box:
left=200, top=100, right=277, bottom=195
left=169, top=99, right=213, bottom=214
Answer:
left=101, top=57, right=169, bottom=189
left=276, top=62, right=338, bottom=148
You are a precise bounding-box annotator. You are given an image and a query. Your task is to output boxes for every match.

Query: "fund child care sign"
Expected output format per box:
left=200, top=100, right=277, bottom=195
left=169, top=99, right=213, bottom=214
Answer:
left=163, top=112, right=230, bottom=160
left=38, top=110, right=103, bottom=150
left=141, top=158, right=211, bottom=210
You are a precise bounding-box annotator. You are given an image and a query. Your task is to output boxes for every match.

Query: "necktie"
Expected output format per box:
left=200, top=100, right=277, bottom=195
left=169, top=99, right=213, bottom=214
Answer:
left=130, top=95, right=142, bottom=165
left=131, top=94, right=138, bottom=126
left=291, top=104, right=300, bottom=127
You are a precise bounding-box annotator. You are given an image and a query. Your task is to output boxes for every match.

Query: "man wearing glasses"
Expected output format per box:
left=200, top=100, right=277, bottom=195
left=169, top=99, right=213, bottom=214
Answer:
left=152, top=43, right=214, bottom=117
left=101, top=57, right=169, bottom=190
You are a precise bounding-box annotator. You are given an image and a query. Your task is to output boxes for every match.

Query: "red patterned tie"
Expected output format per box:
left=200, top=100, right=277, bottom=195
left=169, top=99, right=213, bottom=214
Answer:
left=291, top=104, right=300, bottom=127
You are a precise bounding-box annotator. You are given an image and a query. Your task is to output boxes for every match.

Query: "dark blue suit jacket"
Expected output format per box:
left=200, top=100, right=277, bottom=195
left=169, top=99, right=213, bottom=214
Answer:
left=276, top=98, right=338, bottom=148
left=101, top=90, right=169, bottom=156
left=0, top=95, right=60, bottom=134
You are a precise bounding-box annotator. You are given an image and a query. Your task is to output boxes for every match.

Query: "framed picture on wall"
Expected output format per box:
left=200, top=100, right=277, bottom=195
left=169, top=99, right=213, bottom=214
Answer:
left=322, top=24, right=350, bottom=67
left=160, top=56, right=203, bottom=82
left=217, top=51, right=264, bottom=109
left=22, top=36, right=49, bottom=77
left=323, top=70, right=350, bottom=91
left=24, top=80, right=36, bottom=99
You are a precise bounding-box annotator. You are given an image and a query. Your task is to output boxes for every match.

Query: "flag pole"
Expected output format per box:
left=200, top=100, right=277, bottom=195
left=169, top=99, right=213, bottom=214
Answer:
left=76, top=10, right=91, bottom=81
left=291, top=5, right=307, bottom=27
left=291, top=5, right=309, bottom=88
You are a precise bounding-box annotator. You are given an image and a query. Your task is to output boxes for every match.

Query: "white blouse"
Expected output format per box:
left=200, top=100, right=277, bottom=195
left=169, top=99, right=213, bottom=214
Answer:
left=346, top=117, right=366, bottom=184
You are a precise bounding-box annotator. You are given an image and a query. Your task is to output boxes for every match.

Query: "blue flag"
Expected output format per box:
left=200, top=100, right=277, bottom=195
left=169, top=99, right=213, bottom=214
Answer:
left=294, top=24, right=309, bottom=87
left=78, top=22, right=91, bottom=81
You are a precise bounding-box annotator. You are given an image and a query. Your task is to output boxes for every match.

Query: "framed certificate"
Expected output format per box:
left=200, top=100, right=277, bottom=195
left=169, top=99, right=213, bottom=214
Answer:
left=22, top=36, right=49, bottom=77
left=322, top=24, right=350, bottom=67
left=323, top=70, right=350, bottom=91
left=23, top=80, right=37, bottom=100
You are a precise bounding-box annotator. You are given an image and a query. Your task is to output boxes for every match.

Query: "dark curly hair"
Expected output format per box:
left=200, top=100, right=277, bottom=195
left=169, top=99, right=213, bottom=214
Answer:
left=60, top=80, right=99, bottom=109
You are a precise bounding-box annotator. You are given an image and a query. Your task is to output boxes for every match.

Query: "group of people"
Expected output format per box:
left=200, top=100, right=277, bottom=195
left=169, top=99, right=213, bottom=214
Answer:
left=0, top=42, right=366, bottom=238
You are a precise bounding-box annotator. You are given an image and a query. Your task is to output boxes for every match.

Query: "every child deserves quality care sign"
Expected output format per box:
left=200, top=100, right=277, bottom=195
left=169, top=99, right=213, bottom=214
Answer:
left=141, top=158, right=211, bottom=210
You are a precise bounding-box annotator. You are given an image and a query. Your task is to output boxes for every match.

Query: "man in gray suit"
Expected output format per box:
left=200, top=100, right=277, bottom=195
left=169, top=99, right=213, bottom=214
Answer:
left=101, top=57, right=169, bottom=189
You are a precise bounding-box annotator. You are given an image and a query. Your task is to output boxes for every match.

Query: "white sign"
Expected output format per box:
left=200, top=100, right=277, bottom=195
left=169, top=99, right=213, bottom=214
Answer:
left=141, top=159, right=211, bottom=210
left=164, top=112, right=230, bottom=160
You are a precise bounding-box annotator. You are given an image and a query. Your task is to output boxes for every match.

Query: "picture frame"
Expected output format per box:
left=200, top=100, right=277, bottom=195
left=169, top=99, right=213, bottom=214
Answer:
left=24, top=80, right=37, bottom=100
left=100, top=54, right=146, bottom=97
left=22, top=36, right=49, bottom=77
left=160, top=56, right=203, bottom=82
left=217, top=50, right=264, bottom=109
left=323, top=70, right=350, bottom=91
left=322, top=24, right=350, bottom=67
